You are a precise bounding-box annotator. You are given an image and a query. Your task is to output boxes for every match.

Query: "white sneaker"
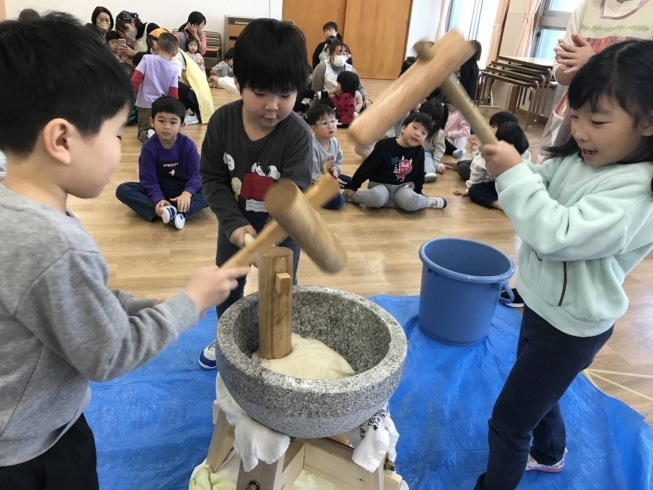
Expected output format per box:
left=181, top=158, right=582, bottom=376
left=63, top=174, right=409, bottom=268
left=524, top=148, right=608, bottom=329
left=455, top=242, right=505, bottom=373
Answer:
left=173, top=213, right=186, bottom=230
left=525, top=449, right=568, bottom=473
left=161, top=205, right=177, bottom=224
left=427, top=197, right=447, bottom=209
left=147, top=129, right=156, bottom=139
left=185, top=113, right=200, bottom=125
left=453, top=149, right=464, bottom=159
left=198, top=341, right=217, bottom=369
left=424, top=172, right=437, bottom=183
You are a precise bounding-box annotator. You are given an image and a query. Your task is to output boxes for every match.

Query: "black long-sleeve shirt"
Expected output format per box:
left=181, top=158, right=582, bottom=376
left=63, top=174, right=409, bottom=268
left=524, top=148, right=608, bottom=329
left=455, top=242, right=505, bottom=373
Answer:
left=348, top=138, right=425, bottom=194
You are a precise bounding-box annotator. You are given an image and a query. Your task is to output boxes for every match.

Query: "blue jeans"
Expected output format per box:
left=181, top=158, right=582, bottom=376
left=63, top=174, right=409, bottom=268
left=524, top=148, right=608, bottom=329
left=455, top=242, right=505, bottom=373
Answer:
left=323, top=175, right=352, bottom=210
left=424, top=151, right=435, bottom=174
left=115, top=182, right=208, bottom=221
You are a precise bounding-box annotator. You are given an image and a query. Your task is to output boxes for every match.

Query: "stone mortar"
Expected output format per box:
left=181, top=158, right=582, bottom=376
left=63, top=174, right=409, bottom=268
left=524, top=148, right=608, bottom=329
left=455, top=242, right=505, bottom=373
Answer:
left=215, top=286, right=407, bottom=438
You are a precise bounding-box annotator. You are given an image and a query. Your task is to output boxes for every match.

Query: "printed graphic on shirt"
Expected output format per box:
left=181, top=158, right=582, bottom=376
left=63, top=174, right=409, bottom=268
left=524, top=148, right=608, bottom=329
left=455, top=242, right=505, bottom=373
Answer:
left=158, top=159, right=186, bottom=181
left=224, top=152, right=235, bottom=171
left=393, top=156, right=413, bottom=182
left=238, top=163, right=281, bottom=212
left=316, top=154, right=336, bottom=173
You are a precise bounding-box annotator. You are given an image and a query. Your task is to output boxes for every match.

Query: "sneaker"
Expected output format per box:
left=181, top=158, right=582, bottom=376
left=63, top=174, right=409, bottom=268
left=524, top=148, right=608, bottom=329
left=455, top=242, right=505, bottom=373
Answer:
left=427, top=197, right=447, bottom=209
left=161, top=206, right=177, bottom=224
left=198, top=342, right=217, bottom=369
left=147, top=129, right=156, bottom=139
left=424, top=172, right=438, bottom=183
left=185, top=113, right=200, bottom=125
left=501, top=288, right=524, bottom=308
left=453, top=148, right=464, bottom=159
left=173, top=213, right=186, bottom=230
left=525, top=449, right=568, bottom=473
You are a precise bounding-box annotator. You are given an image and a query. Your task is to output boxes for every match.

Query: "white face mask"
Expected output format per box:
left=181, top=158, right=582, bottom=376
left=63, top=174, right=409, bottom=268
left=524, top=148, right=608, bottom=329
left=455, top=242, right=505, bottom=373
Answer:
left=97, top=21, right=110, bottom=33
left=332, top=55, right=347, bottom=68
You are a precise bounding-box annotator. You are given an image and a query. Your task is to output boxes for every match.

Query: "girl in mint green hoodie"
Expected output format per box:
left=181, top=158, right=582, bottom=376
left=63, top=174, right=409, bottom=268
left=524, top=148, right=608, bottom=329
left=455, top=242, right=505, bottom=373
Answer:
left=474, top=40, right=653, bottom=490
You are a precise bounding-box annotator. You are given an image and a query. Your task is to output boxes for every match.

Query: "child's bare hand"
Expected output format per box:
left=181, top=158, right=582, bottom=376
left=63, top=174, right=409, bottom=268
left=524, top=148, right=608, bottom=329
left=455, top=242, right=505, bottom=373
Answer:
left=469, top=135, right=480, bottom=151
left=453, top=190, right=468, bottom=197
left=184, top=266, right=249, bottom=313
left=481, top=142, right=523, bottom=177
left=171, top=191, right=192, bottom=213
left=230, top=225, right=257, bottom=248
left=155, top=200, right=172, bottom=216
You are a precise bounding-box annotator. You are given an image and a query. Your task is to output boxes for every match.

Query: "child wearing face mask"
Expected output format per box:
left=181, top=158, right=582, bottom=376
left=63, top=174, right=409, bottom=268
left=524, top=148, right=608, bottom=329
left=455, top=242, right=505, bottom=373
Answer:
left=311, top=41, right=371, bottom=109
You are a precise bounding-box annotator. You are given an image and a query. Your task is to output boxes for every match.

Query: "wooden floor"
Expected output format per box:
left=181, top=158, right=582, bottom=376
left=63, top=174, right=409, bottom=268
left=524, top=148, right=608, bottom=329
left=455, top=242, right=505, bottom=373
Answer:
left=69, top=79, right=653, bottom=424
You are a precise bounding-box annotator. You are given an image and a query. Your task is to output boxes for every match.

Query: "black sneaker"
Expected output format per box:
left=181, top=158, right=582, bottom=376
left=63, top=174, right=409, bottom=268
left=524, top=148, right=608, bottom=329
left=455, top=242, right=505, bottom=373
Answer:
left=501, top=288, right=524, bottom=308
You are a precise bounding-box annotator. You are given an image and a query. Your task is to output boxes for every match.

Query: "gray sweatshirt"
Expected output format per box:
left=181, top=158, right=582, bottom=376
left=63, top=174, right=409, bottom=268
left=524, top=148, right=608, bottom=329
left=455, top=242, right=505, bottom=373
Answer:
left=311, top=135, right=343, bottom=182
left=311, top=61, right=369, bottom=100
left=0, top=185, right=199, bottom=466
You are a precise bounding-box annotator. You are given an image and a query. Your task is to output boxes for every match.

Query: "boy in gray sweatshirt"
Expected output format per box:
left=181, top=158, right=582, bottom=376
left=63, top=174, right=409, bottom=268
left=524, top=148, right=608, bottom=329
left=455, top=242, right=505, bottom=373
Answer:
left=0, top=14, right=248, bottom=489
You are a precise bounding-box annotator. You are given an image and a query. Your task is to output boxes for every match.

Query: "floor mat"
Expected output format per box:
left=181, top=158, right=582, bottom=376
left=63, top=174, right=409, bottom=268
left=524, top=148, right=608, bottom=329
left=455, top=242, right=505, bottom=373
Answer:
left=86, top=295, right=653, bottom=489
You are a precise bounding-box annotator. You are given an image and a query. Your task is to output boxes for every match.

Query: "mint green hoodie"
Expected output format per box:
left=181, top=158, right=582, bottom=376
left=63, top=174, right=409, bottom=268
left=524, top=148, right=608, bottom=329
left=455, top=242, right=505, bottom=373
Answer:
left=496, top=155, right=653, bottom=337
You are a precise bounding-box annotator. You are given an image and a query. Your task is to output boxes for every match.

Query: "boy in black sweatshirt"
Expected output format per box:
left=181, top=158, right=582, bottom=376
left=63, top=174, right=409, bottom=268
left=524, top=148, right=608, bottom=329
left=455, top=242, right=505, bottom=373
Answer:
left=343, top=113, right=447, bottom=211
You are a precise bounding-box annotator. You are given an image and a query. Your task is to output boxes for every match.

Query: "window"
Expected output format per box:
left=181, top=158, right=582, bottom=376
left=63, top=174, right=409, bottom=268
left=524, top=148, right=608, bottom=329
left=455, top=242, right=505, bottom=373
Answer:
left=446, top=0, right=500, bottom=68
left=532, top=0, right=584, bottom=61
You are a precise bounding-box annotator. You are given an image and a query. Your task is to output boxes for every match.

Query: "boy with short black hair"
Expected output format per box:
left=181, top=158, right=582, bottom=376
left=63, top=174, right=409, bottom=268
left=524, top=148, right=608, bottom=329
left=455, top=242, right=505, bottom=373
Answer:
left=306, top=104, right=351, bottom=210
left=344, top=113, right=447, bottom=211
left=0, top=14, right=248, bottom=488
left=116, top=96, right=208, bottom=230
left=131, top=32, right=180, bottom=142
left=199, top=18, right=312, bottom=369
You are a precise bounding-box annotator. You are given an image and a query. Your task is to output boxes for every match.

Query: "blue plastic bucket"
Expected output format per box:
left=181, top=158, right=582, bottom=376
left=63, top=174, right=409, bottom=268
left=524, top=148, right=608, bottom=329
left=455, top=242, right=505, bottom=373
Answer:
left=419, top=238, right=515, bottom=346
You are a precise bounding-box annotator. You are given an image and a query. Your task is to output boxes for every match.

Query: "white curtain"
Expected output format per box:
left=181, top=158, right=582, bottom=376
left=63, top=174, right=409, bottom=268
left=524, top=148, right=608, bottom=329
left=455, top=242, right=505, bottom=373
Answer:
left=516, top=0, right=543, bottom=57
left=436, top=0, right=453, bottom=40
left=487, top=0, right=511, bottom=63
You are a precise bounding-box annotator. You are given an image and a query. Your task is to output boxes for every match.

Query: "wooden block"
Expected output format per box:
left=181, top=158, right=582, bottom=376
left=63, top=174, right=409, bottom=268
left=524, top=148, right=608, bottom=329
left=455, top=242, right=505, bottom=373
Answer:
left=207, top=408, right=235, bottom=472
left=258, top=247, right=294, bottom=360
left=275, top=273, right=292, bottom=294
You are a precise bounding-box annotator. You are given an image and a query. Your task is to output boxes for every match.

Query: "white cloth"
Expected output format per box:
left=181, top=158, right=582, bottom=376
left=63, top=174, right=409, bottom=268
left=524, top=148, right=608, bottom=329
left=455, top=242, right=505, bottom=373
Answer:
left=216, top=375, right=291, bottom=472
left=217, top=76, right=239, bottom=94
left=344, top=404, right=399, bottom=473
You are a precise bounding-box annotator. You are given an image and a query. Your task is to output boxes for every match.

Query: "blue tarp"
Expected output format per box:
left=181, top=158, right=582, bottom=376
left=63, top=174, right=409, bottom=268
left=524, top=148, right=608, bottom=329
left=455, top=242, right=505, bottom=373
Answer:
left=86, top=295, right=653, bottom=489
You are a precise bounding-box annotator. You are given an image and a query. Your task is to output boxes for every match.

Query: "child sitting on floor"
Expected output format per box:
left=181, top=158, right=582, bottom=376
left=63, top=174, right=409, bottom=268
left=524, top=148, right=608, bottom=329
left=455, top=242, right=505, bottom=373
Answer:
left=131, top=32, right=180, bottom=142
left=443, top=94, right=470, bottom=159
left=185, top=38, right=205, bottom=73
left=344, top=113, right=447, bottom=211
left=208, top=48, right=234, bottom=89
left=306, top=105, right=352, bottom=210
left=454, top=122, right=530, bottom=210
left=115, top=96, right=208, bottom=229
left=457, top=111, right=519, bottom=181
left=329, top=71, right=363, bottom=126
left=419, top=100, right=449, bottom=183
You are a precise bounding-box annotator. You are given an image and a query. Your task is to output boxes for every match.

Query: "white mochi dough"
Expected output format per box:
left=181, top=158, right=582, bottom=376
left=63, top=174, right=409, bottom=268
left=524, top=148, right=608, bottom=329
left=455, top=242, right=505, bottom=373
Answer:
left=252, top=333, right=355, bottom=380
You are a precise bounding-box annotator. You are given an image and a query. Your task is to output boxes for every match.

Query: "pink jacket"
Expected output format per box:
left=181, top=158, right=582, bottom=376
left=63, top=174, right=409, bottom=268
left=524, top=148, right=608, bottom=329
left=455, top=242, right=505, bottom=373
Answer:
left=444, top=109, right=471, bottom=150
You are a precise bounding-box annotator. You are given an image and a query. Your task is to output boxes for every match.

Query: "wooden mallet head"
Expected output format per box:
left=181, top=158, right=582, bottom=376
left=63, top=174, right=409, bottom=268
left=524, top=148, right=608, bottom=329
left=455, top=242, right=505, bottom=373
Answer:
left=221, top=176, right=347, bottom=273
left=349, top=30, right=499, bottom=147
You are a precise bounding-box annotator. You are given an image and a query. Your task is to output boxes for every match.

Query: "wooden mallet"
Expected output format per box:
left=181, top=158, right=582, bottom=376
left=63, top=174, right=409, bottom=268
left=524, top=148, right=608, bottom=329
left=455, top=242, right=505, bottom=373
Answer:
left=348, top=30, right=499, bottom=147
left=221, top=175, right=347, bottom=360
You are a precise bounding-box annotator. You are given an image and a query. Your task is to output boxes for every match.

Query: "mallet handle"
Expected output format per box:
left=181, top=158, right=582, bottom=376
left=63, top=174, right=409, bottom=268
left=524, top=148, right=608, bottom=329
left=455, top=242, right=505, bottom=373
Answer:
left=221, top=176, right=339, bottom=269
left=440, top=77, right=499, bottom=146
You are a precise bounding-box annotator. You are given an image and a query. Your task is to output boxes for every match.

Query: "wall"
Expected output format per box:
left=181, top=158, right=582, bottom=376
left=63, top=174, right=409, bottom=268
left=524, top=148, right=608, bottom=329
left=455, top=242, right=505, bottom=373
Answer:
left=5, top=0, right=282, bottom=38
left=405, top=0, right=442, bottom=56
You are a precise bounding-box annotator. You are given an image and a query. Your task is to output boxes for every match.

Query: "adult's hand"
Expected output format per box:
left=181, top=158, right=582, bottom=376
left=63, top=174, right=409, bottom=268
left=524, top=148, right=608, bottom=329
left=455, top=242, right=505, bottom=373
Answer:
left=119, top=45, right=138, bottom=59
left=187, top=23, right=198, bottom=38
left=555, top=34, right=594, bottom=72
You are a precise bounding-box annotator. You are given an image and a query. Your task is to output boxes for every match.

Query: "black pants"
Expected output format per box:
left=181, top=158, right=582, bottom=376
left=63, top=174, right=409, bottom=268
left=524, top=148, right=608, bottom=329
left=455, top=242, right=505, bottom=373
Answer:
left=475, top=306, right=613, bottom=490
left=445, top=139, right=459, bottom=156
left=468, top=181, right=499, bottom=208
left=0, top=414, right=99, bottom=490
left=457, top=159, right=472, bottom=181
left=216, top=229, right=301, bottom=317
left=178, top=82, right=200, bottom=119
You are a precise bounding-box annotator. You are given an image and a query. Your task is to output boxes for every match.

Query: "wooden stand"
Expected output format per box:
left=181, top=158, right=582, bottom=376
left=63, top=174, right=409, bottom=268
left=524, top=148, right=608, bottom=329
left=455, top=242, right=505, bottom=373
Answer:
left=206, top=402, right=403, bottom=490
